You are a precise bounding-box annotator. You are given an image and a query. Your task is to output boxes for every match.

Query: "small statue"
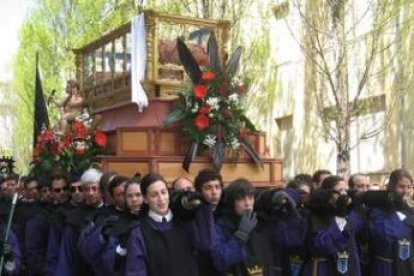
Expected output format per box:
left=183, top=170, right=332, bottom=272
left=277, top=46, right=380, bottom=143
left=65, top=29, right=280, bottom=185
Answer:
left=51, top=79, right=85, bottom=132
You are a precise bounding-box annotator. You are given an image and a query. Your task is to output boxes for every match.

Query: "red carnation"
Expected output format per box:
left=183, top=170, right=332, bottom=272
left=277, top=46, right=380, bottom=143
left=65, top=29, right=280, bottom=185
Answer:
left=38, top=130, right=54, bottom=143
left=199, top=104, right=211, bottom=115
left=193, top=85, right=208, bottom=100
left=94, top=130, right=108, bottom=147
left=33, top=145, right=41, bottom=160
left=202, top=71, right=215, bottom=82
left=193, top=114, right=210, bottom=130
left=72, top=121, right=86, bottom=139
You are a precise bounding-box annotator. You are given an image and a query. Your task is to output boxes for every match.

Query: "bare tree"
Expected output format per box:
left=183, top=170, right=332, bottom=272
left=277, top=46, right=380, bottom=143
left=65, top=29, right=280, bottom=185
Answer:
left=277, top=0, right=402, bottom=176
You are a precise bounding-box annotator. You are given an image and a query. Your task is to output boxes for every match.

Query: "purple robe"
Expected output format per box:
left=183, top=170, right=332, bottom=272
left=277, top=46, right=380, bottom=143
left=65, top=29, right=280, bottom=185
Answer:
left=369, top=208, right=414, bottom=276
left=125, top=205, right=214, bottom=276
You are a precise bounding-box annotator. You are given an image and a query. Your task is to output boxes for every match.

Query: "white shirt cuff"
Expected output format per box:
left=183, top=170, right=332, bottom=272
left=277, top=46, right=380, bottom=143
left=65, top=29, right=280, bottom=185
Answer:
left=396, top=211, right=407, bottom=221
left=335, top=216, right=347, bottom=232
left=116, top=245, right=127, bottom=256
left=4, top=260, right=16, bottom=272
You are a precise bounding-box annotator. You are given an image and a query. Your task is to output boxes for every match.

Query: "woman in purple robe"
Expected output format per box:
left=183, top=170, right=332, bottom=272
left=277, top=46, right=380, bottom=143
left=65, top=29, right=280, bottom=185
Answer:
left=125, top=173, right=214, bottom=276
left=368, top=169, right=414, bottom=276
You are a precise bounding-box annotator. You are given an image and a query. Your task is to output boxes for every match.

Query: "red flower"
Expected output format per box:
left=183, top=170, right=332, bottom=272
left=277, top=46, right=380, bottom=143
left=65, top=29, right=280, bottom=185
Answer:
left=202, top=71, right=215, bottom=82
left=199, top=104, right=211, bottom=115
left=193, top=85, right=208, bottom=100
left=58, top=135, right=72, bottom=153
left=193, top=114, right=210, bottom=130
left=33, top=145, right=41, bottom=160
left=38, top=130, right=54, bottom=143
left=94, top=130, right=108, bottom=147
left=72, top=121, right=86, bottom=139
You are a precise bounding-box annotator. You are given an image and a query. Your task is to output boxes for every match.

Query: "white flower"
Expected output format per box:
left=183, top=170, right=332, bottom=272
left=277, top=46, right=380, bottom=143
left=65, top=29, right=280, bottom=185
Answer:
left=206, top=97, right=220, bottom=111
left=230, top=138, right=240, bottom=149
left=203, top=135, right=217, bottom=148
left=76, top=109, right=90, bottom=122
left=228, top=93, right=239, bottom=104
left=191, top=103, right=199, bottom=113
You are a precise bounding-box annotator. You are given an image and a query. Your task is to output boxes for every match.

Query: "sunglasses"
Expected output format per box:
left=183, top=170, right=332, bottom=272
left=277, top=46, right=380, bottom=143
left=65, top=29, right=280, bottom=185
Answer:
left=69, top=186, right=84, bottom=193
left=53, top=187, right=68, bottom=193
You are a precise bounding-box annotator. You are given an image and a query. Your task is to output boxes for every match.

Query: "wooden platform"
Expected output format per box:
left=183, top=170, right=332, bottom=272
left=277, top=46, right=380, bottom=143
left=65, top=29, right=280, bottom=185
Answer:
left=98, top=100, right=283, bottom=187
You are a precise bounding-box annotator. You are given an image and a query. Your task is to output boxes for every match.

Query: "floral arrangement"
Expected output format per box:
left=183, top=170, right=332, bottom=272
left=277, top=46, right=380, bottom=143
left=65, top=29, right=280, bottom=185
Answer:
left=163, top=32, right=262, bottom=171
left=31, top=109, right=107, bottom=178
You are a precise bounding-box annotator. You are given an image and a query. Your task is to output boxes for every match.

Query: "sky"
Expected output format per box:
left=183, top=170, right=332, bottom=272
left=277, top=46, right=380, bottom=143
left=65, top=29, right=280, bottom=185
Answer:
left=0, top=0, right=28, bottom=82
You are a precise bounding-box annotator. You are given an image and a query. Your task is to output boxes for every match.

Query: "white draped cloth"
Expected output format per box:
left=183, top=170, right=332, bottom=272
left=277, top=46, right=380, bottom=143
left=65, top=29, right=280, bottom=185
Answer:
left=131, top=13, right=148, bottom=112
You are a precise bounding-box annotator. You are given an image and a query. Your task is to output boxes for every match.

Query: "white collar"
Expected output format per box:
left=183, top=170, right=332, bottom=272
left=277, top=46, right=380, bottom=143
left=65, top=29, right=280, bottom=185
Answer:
left=148, top=209, right=173, bottom=223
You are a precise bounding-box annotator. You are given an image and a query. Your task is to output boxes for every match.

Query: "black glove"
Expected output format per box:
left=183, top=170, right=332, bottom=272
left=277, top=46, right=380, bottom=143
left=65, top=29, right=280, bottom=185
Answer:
left=119, top=233, right=129, bottom=249
left=170, top=191, right=204, bottom=220
left=181, top=192, right=204, bottom=210
left=307, top=189, right=336, bottom=215
left=234, top=210, right=257, bottom=243
left=362, top=191, right=399, bottom=210
left=334, top=194, right=352, bottom=217
left=101, top=215, right=120, bottom=240
left=270, top=191, right=290, bottom=209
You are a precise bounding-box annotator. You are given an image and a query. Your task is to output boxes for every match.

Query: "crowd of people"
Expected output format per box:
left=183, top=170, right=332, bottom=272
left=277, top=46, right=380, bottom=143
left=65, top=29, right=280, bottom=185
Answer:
left=0, top=167, right=413, bottom=276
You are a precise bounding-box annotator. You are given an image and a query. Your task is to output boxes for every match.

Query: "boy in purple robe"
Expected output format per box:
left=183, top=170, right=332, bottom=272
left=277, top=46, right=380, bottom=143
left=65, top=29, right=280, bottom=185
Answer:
left=303, top=175, right=362, bottom=276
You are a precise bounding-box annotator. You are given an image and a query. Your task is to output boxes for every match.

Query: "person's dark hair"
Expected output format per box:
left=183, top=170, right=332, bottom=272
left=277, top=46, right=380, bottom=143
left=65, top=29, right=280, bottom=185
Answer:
left=68, top=174, right=81, bottom=185
left=108, top=175, right=128, bottom=196
left=217, top=178, right=254, bottom=219
left=50, top=174, right=67, bottom=187
left=0, top=176, right=5, bottom=185
left=125, top=177, right=141, bottom=193
left=6, top=173, right=19, bottom=183
left=99, top=171, right=117, bottom=193
left=389, top=169, right=413, bottom=188
left=194, top=169, right=223, bottom=191
left=140, top=173, right=167, bottom=197
left=23, top=177, right=38, bottom=189
left=321, top=175, right=345, bottom=191
left=294, top=173, right=313, bottom=184
left=312, top=170, right=332, bottom=183
left=348, top=173, right=364, bottom=189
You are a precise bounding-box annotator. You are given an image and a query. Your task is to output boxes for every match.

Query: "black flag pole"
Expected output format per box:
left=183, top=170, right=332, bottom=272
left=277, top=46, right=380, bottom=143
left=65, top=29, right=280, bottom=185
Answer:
left=33, top=52, right=50, bottom=148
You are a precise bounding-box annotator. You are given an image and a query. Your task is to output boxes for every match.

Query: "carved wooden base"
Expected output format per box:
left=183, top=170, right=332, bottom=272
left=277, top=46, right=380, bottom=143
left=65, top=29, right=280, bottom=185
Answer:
left=100, top=155, right=283, bottom=188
